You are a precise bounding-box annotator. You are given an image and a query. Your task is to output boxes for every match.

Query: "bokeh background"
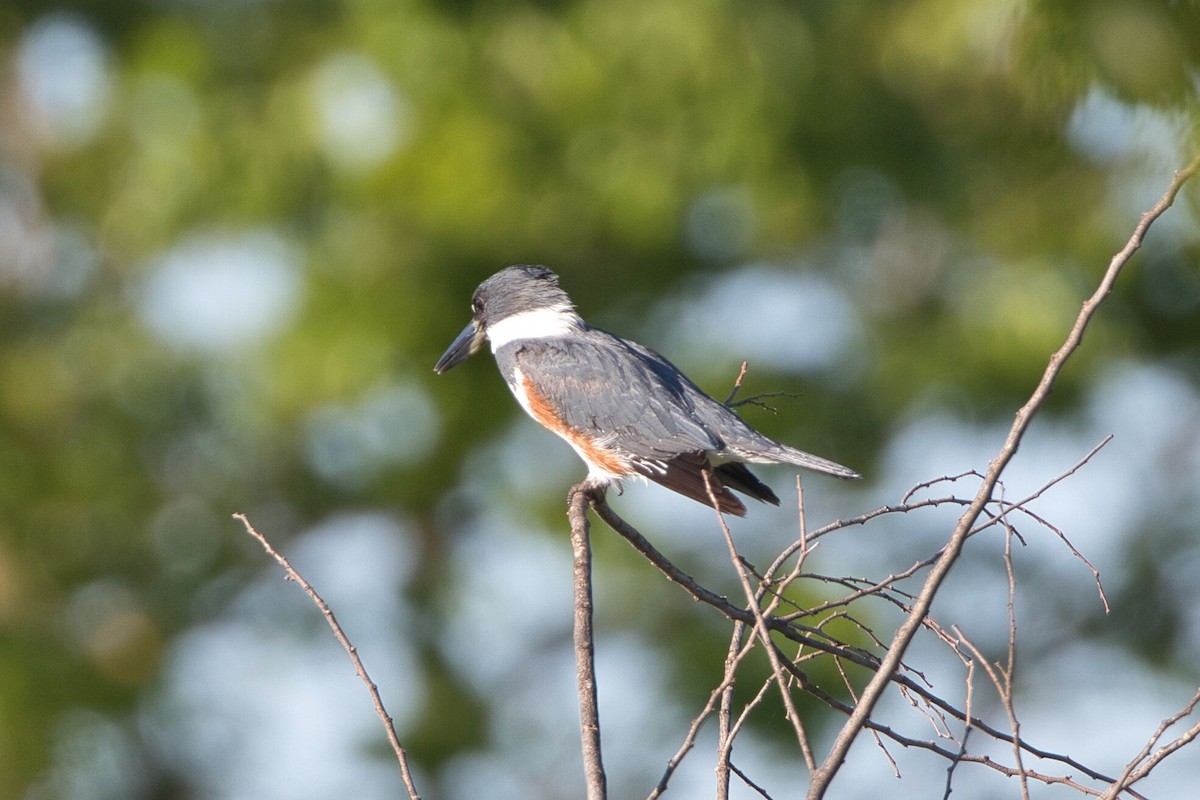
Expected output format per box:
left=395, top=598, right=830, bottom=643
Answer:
left=2, top=1, right=1199, bottom=798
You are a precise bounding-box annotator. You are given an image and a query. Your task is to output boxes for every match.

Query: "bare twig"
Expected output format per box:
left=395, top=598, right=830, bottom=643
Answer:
left=902, top=471, right=983, bottom=504
left=805, top=154, right=1200, bottom=800
left=233, top=513, right=422, bottom=800
left=569, top=483, right=608, bottom=800
left=831, top=651, right=900, bottom=778
left=1100, top=686, right=1200, bottom=800
left=721, top=359, right=800, bottom=411
left=703, top=471, right=817, bottom=771
left=716, top=622, right=749, bottom=800
left=942, top=727, right=972, bottom=800
left=1002, top=518, right=1030, bottom=800
left=721, top=672, right=777, bottom=800
left=967, top=435, right=1113, bottom=538
left=767, top=476, right=816, bottom=606
left=723, top=361, right=750, bottom=405
left=953, top=582, right=1031, bottom=800
left=966, top=435, right=1114, bottom=612
left=651, top=634, right=755, bottom=799
left=729, top=759, right=777, bottom=799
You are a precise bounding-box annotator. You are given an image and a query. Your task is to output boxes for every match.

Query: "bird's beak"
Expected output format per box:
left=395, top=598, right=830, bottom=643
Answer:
left=434, top=320, right=485, bottom=374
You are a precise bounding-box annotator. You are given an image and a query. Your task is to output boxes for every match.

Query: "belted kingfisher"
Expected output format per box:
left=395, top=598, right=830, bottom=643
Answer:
left=434, top=265, right=859, bottom=515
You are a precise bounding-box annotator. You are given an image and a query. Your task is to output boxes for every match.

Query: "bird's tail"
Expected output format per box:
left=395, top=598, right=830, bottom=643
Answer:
left=735, top=442, right=861, bottom=480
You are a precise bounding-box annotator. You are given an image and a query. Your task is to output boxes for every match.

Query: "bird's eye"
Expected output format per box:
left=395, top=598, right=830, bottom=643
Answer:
left=472, top=298, right=483, bottom=314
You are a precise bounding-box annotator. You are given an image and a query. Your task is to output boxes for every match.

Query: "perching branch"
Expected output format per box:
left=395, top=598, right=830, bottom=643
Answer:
left=569, top=483, right=609, bottom=800
left=234, top=513, right=422, bottom=800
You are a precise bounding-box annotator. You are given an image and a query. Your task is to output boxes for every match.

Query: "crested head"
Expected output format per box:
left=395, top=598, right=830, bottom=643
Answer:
left=433, top=265, right=583, bottom=373
left=472, top=265, right=583, bottom=351
left=473, top=265, right=573, bottom=323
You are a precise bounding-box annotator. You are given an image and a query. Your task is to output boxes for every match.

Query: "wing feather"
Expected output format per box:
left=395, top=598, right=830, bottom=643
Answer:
left=510, top=330, right=722, bottom=461
left=629, top=453, right=748, bottom=516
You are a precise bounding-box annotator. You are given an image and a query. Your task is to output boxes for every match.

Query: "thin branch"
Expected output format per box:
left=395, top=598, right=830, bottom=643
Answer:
left=966, top=435, right=1113, bottom=610
left=651, top=633, right=755, bottom=800
left=903, top=471, right=984, bottom=504
left=729, top=759, right=777, bottom=799
left=953, top=621, right=1030, bottom=800
left=942, top=727, right=971, bottom=800
left=720, top=672, right=779, bottom=800
left=805, top=154, right=1200, bottom=800
left=967, top=435, right=1112, bottom=538
left=717, top=623, right=751, bottom=800
left=721, top=359, right=800, bottom=411
left=233, top=513, right=422, bottom=800
left=723, top=361, right=750, bottom=405
left=1002, top=518, right=1030, bottom=800
left=830, top=650, right=900, bottom=778
left=728, top=672, right=778, bottom=746
left=1100, top=686, right=1200, bottom=800
left=703, top=471, right=817, bottom=771
left=768, top=476, right=816, bottom=605
left=716, top=479, right=815, bottom=798
left=569, top=483, right=608, bottom=800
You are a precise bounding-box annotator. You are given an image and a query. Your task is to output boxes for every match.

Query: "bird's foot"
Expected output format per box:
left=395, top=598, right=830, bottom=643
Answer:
left=569, top=478, right=609, bottom=507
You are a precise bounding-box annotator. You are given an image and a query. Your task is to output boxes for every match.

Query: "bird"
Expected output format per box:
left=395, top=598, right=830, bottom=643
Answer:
left=434, top=265, right=859, bottom=516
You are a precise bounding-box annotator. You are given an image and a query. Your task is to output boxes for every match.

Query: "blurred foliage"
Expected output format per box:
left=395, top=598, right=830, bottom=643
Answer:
left=1, top=0, right=1198, bottom=797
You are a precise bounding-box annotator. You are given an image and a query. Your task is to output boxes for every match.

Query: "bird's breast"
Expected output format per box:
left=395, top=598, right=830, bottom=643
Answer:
left=507, top=367, right=631, bottom=481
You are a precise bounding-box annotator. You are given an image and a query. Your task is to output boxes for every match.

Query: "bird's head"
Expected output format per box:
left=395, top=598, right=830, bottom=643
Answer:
left=434, top=265, right=580, bottom=374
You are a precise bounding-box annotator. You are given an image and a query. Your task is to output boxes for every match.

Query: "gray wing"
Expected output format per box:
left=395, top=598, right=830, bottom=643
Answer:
left=507, top=328, right=726, bottom=462
left=620, top=338, right=860, bottom=479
